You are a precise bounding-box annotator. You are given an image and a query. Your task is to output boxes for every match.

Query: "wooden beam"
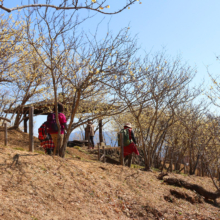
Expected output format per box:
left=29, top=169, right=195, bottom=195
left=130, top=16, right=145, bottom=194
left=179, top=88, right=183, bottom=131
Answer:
left=29, top=107, right=34, bottom=152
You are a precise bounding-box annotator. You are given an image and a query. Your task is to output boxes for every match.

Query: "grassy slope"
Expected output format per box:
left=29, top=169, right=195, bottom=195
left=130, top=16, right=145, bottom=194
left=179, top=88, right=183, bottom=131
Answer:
left=0, top=128, right=219, bottom=220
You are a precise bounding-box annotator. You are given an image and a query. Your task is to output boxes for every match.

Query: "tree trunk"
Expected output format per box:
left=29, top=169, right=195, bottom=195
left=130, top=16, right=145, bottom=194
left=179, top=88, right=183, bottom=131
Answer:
left=136, top=118, right=149, bottom=170
left=60, top=90, right=81, bottom=158
left=161, top=146, right=169, bottom=172
left=189, top=141, right=193, bottom=175
left=201, top=157, right=204, bottom=177
left=192, top=153, right=200, bottom=175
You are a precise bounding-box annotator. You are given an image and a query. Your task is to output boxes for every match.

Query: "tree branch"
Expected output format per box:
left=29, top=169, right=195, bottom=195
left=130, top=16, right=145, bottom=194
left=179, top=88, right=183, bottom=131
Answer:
left=0, top=2, right=136, bottom=15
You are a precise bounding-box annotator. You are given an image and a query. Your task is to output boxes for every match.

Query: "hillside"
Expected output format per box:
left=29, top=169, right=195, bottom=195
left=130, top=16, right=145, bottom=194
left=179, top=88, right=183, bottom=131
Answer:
left=0, top=128, right=220, bottom=220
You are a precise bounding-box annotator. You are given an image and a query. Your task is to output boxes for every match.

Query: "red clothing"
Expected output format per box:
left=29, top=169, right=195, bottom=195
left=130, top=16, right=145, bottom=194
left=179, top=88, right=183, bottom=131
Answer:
left=38, top=123, right=49, bottom=141
left=40, top=139, right=55, bottom=150
left=39, top=122, right=55, bottom=153
left=49, top=113, right=67, bottom=134
left=124, top=142, right=139, bottom=157
left=122, top=126, right=139, bottom=157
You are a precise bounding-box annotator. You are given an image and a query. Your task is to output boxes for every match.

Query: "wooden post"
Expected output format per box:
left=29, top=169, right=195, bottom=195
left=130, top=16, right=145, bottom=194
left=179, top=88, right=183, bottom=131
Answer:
left=29, top=107, right=34, bottom=152
left=103, top=145, right=105, bottom=163
left=24, top=113, right=28, bottom=133
left=120, top=132, right=124, bottom=166
left=98, top=143, right=100, bottom=161
left=99, top=119, right=103, bottom=143
left=4, top=123, right=7, bottom=146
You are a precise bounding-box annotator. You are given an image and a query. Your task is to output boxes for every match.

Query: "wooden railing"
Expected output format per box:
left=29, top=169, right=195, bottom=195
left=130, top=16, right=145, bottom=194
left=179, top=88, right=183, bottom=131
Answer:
left=97, top=132, right=125, bottom=165
left=97, top=142, right=106, bottom=163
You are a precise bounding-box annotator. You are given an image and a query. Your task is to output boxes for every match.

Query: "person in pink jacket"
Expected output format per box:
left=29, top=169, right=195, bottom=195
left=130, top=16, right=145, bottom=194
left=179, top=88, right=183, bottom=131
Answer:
left=47, top=103, right=67, bottom=155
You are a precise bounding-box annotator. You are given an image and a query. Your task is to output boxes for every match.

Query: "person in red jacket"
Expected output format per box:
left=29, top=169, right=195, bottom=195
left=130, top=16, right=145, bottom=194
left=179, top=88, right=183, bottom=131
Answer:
left=38, top=121, right=55, bottom=155
left=123, top=122, right=139, bottom=167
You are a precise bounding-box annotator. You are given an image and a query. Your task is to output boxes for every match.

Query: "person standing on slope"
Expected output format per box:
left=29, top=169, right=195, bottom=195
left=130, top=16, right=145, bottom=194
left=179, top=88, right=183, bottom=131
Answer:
left=121, top=122, right=139, bottom=167
left=86, top=120, right=95, bottom=149
left=47, top=103, right=67, bottom=155
left=38, top=121, right=55, bottom=155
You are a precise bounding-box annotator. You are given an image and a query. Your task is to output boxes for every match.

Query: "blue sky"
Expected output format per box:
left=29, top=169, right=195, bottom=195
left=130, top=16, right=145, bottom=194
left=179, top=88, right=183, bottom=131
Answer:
left=84, top=0, right=220, bottom=86
left=3, top=0, right=220, bottom=134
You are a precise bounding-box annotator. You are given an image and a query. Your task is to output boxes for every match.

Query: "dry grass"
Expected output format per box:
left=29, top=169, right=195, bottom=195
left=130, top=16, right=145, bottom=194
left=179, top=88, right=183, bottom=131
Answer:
left=0, top=128, right=220, bottom=220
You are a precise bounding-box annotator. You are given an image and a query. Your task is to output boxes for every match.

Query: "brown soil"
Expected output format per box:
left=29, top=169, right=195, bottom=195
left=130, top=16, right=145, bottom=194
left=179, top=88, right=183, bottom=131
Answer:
left=0, top=128, right=220, bottom=220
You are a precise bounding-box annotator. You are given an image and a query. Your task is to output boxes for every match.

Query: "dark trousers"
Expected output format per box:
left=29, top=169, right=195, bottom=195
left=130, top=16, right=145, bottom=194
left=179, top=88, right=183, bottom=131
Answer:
left=124, top=154, right=132, bottom=167
left=90, top=136, right=94, bottom=148
left=46, top=148, right=52, bottom=155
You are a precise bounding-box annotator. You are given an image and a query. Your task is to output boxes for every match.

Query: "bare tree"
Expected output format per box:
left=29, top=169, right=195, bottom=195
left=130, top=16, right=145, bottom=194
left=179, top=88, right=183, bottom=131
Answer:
left=166, top=101, right=209, bottom=174
left=108, top=52, right=197, bottom=170
left=23, top=4, right=139, bottom=157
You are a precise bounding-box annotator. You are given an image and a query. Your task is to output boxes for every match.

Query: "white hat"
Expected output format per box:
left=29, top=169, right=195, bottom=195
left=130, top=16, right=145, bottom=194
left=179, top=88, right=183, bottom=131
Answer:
left=124, top=122, right=132, bottom=128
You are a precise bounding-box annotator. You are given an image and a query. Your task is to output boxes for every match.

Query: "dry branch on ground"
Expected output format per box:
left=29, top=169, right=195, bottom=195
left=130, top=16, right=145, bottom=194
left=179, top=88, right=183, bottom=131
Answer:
left=158, top=172, right=220, bottom=205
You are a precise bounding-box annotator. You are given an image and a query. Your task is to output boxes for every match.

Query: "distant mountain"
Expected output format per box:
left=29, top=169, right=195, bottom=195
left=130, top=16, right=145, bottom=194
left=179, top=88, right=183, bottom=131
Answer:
left=69, top=131, right=118, bottom=147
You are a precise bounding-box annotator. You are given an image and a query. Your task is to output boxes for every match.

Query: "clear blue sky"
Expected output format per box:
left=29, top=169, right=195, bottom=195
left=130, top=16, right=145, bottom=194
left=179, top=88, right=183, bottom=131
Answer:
left=3, top=0, right=220, bottom=134
left=82, top=0, right=220, bottom=86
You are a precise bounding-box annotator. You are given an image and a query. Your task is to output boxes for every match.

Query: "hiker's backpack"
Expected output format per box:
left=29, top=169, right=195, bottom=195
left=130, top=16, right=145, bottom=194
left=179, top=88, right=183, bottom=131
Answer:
left=47, top=113, right=58, bottom=132
left=38, top=123, right=50, bottom=141
left=118, top=128, right=132, bottom=147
